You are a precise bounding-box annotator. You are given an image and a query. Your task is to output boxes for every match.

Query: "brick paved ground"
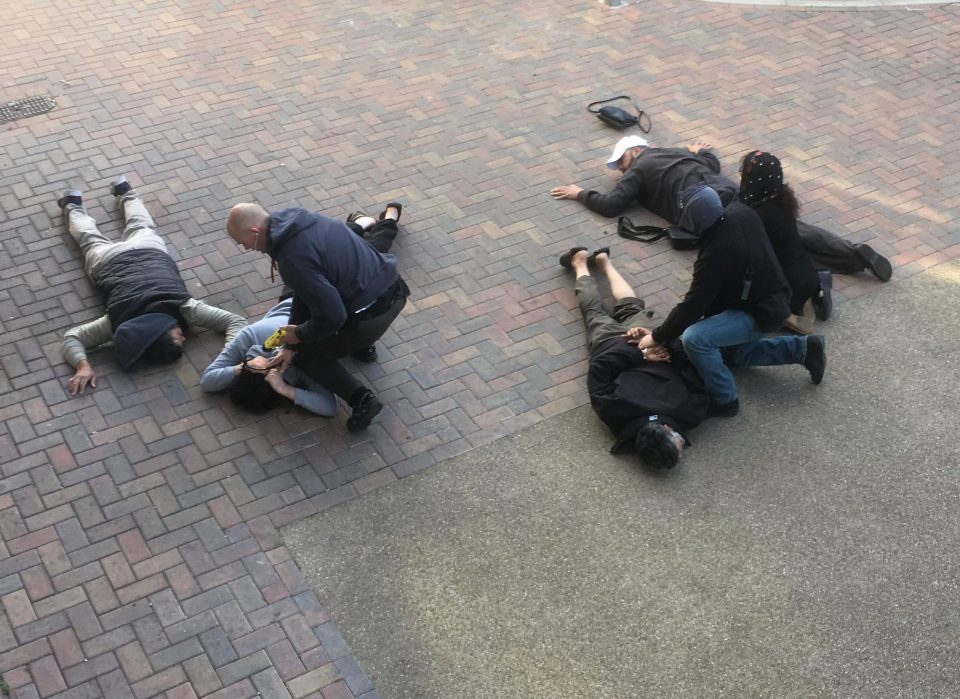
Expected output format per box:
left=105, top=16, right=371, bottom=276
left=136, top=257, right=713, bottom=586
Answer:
left=1, top=0, right=958, bottom=696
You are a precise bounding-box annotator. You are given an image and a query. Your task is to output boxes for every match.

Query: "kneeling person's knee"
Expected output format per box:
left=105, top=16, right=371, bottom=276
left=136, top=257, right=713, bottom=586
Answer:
left=680, top=324, right=710, bottom=352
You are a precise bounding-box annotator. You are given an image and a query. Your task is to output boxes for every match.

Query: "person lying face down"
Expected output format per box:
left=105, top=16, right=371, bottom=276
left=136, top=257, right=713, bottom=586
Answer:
left=201, top=298, right=336, bottom=417
left=558, top=245, right=710, bottom=470
left=550, top=136, right=893, bottom=282
left=57, top=176, right=246, bottom=396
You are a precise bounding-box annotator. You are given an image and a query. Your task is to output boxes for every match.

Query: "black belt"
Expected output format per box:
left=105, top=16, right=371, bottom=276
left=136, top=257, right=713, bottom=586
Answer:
left=351, top=278, right=409, bottom=323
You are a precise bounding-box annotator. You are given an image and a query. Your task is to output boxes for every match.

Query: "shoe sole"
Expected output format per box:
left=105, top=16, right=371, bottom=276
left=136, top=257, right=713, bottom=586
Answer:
left=559, top=247, right=588, bottom=270
left=110, top=176, right=130, bottom=197
left=57, top=191, right=83, bottom=209
left=587, top=247, right=610, bottom=267
left=806, top=336, right=826, bottom=385
left=856, top=245, right=892, bottom=282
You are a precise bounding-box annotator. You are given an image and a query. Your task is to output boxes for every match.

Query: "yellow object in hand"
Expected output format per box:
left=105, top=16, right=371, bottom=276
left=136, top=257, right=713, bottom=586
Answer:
left=264, top=327, right=285, bottom=350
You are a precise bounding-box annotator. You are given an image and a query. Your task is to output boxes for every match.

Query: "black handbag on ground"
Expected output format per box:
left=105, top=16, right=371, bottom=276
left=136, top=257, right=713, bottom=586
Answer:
left=617, top=217, right=699, bottom=250
left=587, top=96, right=651, bottom=132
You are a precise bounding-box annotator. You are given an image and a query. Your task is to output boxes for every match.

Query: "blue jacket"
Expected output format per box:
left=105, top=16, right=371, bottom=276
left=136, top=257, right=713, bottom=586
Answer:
left=267, top=208, right=400, bottom=342
left=200, top=300, right=336, bottom=416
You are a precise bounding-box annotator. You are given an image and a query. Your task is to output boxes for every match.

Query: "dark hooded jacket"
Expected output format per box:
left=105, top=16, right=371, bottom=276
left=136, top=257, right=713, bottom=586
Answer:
left=96, top=248, right=190, bottom=329
left=577, top=147, right=739, bottom=223
left=651, top=202, right=791, bottom=344
left=267, top=208, right=400, bottom=342
left=751, top=201, right=820, bottom=316
left=588, top=337, right=709, bottom=452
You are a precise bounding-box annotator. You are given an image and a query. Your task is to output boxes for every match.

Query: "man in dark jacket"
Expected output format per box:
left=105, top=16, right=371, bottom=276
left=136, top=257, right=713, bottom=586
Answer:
left=637, top=186, right=826, bottom=416
left=560, top=245, right=709, bottom=469
left=225, top=202, right=408, bottom=432
left=550, top=136, right=892, bottom=282
left=57, top=178, right=246, bottom=396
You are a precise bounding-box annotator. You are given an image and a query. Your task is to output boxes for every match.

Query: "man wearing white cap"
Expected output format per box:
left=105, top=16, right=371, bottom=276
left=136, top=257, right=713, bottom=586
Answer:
left=550, top=136, right=893, bottom=283
left=551, top=137, right=738, bottom=224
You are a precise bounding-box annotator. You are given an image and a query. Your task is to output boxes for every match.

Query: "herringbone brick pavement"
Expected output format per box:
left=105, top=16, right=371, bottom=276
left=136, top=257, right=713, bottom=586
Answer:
left=1, top=0, right=958, bottom=695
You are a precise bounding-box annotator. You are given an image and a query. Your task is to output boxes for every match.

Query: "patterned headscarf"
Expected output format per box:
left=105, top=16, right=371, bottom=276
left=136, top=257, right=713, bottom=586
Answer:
left=739, top=150, right=783, bottom=205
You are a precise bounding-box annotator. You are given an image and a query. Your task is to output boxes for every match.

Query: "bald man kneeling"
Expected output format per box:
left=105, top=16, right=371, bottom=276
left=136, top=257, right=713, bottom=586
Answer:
left=226, top=200, right=408, bottom=432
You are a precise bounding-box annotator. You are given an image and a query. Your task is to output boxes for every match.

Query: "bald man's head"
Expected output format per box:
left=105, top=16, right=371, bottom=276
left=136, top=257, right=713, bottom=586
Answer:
left=226, top=203, right=270, bottom=253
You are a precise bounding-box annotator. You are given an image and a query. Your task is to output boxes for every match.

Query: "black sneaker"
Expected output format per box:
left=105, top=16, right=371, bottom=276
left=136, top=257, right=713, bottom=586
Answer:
left=346, top=390, right=383, bottom=432
left=708, top=398, right=740, bottom=418
left=352, top=346, right=378, bottom=363
left=57, top=190, right=83, bottom=210
left=814, top=270, right=833, bottom=321
left=110, top=175, right=131, bottom=197
left=804, top=335, right=826, bottom=385
left=854, top=244, right=892, bottom=282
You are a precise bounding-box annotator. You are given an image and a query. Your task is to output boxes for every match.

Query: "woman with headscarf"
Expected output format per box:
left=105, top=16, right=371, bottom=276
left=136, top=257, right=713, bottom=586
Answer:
left=739, top=151, right=832, bottom=334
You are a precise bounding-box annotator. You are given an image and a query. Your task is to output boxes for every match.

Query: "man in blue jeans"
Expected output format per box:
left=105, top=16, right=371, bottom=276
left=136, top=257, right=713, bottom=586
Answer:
left=636, top=185, right=826, bottom=417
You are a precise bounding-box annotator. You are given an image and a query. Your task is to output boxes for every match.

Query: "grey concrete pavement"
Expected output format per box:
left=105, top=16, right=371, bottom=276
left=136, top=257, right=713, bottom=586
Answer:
left=285, top=262, right=960, bottom=699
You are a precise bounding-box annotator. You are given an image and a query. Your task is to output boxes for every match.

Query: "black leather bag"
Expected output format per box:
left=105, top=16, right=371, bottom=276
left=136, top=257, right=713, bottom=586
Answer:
left=617, top=217, right=699, bottom=250
left=587, top=96, right=651, bottom=132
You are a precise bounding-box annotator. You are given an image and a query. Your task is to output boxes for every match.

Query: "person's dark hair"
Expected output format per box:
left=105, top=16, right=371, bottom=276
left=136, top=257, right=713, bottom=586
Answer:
left=738, top=151, right=801, bottom=219
left=230, top=364, right=279, bottom=413
left=776, top=182, right=801, bottom=220
left=634, top=422, right=680, bottom=470
left=141, top=329, right=184, bottom=364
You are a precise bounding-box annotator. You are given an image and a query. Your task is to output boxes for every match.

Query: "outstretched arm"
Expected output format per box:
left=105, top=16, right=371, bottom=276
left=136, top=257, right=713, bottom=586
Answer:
left=574, top=167, right=646, bottom=218
left=550, top=184, right=583, bottom=200
left=63, top=315, right=113, bottom=395
left=181, top=299, right=247, bottom=346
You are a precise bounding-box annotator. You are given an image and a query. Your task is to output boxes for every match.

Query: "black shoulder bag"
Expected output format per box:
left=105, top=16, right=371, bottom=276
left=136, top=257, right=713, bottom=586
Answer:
left=587, top=96, right=652, bottom=132
left=617, top=217, right=699, bottom=250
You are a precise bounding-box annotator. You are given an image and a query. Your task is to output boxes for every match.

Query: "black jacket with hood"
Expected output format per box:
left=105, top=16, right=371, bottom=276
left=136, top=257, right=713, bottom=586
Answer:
left=267, top=208, right=400, bottom=342
left=651, top=202, right=792, bottom=344
left=577, top=147, right=739, bottom=223
left=588, top=337, right=709, bottom=452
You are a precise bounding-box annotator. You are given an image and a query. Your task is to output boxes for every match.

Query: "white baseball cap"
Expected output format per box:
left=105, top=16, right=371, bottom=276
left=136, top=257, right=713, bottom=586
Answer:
left=606, top=135, right=649, bottom=170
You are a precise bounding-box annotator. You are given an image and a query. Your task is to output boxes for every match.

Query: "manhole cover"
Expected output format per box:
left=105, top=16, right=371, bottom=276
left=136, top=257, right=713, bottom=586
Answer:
left=0, top=95, right=56, bottom=125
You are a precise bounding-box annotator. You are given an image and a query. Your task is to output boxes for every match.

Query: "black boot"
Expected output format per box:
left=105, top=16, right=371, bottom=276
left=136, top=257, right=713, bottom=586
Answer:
left=352, top=346, right=378, bottom=363
left=804, top=335, right=826, bottom=385
left=57, top=190, right=83, bottom=210
left=110, top=175, right=131, bottom=197
left=813, top=271, right=833, bottom=321
left=346, top=388, right=383, bottom=432
left=854, top=244, right=892, bottom=282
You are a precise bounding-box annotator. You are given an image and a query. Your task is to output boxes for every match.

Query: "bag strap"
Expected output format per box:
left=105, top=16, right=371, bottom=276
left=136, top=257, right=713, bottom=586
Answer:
left=586, top=95, right=633, bottom=113
left=617, top=217, right=668, bottom=243
left=586, top=96, right=652, bottom=133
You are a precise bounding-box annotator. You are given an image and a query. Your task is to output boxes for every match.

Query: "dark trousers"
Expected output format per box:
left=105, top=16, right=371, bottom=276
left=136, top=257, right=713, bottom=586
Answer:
left=797, top=221, right=867, bottom=275
left=294, top=293, right=407, bottom=400
left=292, top=217, right=404, bottom=401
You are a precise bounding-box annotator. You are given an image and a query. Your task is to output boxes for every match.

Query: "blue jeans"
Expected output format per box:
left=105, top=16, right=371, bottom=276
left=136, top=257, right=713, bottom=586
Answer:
left=680, top=310, right=807, bottom=405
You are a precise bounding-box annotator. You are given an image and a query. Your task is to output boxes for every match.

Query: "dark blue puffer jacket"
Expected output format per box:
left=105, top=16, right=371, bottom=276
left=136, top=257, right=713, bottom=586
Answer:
left=96, top=248, right=190, bottom=329
left=267, top=208, right=399, bottom=341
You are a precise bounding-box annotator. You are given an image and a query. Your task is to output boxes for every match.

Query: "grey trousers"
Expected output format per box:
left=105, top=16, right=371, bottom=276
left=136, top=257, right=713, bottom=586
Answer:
left=575, top=275, right=653, bottom=354
left=67, top=191, right=166, bottom=279
left=797, top=221, right=867, bottom=275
